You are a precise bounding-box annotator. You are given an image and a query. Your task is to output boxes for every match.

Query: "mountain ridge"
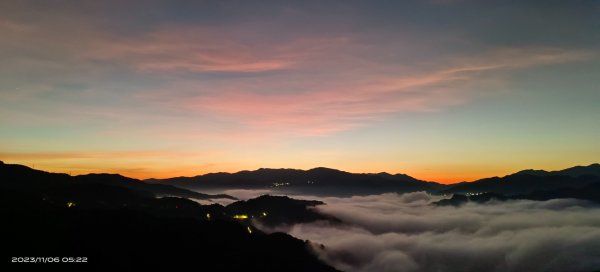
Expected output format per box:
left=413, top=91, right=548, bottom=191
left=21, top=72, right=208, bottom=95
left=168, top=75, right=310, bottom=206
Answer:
left=511, top=163, right=600, bottom=178
left=440, top=163, right=600, bottom=196
left=146, top=163, right=600, bottom=196
left=0, top=161, right=235, bottom=200
left=145, top=166, right=440, bottom=196
left=3, top=160, right=599, bottom=197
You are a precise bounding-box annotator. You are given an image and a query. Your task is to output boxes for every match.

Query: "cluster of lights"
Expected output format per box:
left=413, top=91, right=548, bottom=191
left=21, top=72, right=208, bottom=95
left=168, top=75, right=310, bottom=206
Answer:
left=232, top=212, right=267, bottom=220
left=272, top=182, right=291, bottom=187
left=465, top=192, right=486, bottom=196
left=233, top=214, right=249, bottom=220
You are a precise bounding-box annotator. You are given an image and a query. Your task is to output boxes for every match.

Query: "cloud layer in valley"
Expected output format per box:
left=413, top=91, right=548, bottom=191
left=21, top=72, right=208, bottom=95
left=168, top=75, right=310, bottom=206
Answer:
left=263, top=193, right=600, bottom=272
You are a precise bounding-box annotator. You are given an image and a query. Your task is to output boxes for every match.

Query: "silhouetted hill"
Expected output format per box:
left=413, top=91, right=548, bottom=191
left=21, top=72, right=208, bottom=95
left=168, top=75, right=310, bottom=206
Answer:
left=0, top=161, right=340, bottom=271
left=440, top=164, right=600, bottom=196
left=433, top=193, right=508, bottom=206
left=513, top=163, right=600, bottom=178
left=149, top=164, right=600, bottom=197
left=0, top=162, right=234, bottom=200
left=435, top=183, right=600, bottom=206
left=226, top=195, right=339, bottom=227
left=76, top=173, right=235, bottom=200
left=514, top=182, right=600, bottom=203
left=148, top=167, right=442, bottom=196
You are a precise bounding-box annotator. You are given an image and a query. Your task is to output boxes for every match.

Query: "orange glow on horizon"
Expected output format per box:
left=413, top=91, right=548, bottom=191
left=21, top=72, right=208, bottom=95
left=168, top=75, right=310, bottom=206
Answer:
left=4, top=157, right=595, bottom=184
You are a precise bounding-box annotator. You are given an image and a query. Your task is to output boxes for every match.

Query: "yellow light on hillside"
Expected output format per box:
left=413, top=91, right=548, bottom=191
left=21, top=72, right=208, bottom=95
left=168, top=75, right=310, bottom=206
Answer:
left=233, top=214, right=248, bottom=219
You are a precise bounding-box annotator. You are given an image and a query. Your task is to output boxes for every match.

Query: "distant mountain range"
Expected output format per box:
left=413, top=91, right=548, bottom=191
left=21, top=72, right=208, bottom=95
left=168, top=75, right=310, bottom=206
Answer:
left=440, top=163, right=600, bottom=195
left=147, top=167, right=445, bottom=196
left=2, top=160, right=599, bottom=200
left=435, top=181, right=600, bottom=206
left=147, top=163, right=600, bottom=197
left=512, top=163, right=600, bottom=178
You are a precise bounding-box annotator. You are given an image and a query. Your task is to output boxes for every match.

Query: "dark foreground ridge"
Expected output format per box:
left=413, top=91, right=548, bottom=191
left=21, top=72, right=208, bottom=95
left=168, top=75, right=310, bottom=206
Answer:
left=0, top=162, right=340, bottom=271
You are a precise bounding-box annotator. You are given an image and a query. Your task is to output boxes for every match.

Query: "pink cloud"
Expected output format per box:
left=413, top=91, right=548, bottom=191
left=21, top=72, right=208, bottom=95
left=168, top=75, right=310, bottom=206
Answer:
left=88, top=26, right=350, bottom=74
left=176, top=47, right=590, bottom=136
left=2, top=20, right=593, bottom=138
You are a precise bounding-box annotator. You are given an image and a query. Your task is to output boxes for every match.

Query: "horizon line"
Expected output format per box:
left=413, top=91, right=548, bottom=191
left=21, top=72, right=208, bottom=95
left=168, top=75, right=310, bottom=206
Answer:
left=2, top=160, right=597, bottom=185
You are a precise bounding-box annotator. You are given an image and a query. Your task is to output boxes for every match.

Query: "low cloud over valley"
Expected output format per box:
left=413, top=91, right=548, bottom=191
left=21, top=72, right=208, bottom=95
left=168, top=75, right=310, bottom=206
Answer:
left=262, top=193, right=600, bottom=272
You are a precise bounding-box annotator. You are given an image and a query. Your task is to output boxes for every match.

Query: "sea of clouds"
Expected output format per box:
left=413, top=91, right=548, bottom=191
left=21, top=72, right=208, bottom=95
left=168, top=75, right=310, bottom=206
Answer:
left=259, top=192, right=600, bottom=272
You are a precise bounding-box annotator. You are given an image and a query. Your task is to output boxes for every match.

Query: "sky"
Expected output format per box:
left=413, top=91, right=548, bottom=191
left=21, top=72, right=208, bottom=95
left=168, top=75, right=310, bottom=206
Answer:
left=1, top=0, right=599, bottom=183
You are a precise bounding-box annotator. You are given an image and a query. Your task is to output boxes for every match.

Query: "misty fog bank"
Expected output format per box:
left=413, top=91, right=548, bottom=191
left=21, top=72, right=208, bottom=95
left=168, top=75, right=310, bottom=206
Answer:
left=261, top=192, right=600, bottom=272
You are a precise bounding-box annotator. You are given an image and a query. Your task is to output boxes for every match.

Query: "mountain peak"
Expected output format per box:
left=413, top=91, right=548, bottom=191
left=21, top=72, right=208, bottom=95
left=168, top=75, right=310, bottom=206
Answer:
left=78, top=173, right=129, bottom=179
left=512, top=169, right=550, bottom=176
left=510, top=163, right=600, bottom=178
left=308, top=167, right=346, bottom=174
